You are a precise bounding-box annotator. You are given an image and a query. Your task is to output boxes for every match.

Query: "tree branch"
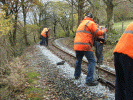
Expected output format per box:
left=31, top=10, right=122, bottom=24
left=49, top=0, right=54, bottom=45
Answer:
left=129, top=0, right=133, bottom=3
left=102, top=0, right=108, bottom=5
left=114, top=0, right=127, bottom=6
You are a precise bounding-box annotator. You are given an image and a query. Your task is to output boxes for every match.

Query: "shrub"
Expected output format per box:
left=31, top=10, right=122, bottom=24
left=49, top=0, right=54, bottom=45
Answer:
left=0, top=57, right=27, bottom=99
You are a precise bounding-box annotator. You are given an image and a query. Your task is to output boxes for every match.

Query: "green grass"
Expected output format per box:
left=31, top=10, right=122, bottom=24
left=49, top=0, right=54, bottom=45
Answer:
left=24, top=87, right=44, bottom=100
left=27, top=78, right=34, bottom=84
left=24, top=72, right=45, bottom=100
left=114, top=20, right=133, bottom=30
left=103, top=45, right=115, bottom=60
left=26, top=72, right=40, bottom=84
left=27, top=72, right=40, bottom=79
left=24, top=87, right=43, bottom=94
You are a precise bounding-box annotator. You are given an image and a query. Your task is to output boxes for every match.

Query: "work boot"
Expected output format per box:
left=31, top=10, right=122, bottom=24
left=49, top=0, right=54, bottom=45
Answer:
left=86, top=81, right=99, bottom=86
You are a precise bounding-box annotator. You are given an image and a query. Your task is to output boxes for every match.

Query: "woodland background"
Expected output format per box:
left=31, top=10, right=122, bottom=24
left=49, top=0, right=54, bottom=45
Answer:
left=1, top=0, right=133, bottom=99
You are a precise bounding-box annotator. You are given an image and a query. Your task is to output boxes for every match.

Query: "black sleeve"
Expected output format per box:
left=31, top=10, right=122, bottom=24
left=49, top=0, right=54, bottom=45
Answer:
left=46, top=32, right=48, bottom=37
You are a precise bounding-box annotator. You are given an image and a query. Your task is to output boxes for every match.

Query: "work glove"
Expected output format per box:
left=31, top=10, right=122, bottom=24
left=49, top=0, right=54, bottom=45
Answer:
left=101, top=27, right=107, bottom=33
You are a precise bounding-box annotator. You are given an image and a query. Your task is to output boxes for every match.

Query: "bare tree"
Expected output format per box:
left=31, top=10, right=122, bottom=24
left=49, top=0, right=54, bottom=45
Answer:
left=31, top=1, right=50, bottom=39
left=12, top=0, right=20, bottom=46
left=21, top=0, right=30, bottom=46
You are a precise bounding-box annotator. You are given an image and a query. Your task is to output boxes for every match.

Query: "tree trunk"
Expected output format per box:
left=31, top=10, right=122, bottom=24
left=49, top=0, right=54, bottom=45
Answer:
left=12, top=1, right=18, bottom=46
left=8, top=31, right=14, bottom=46
left=53, top=24, right=56, bottom=38
left=22, top=0, right=30, bottom=46
left=53, top=19, right=57, bottom=38
left=71, top=0, right=74, bottom=33
left=105, top=0, right=114, bottom=32
left=106, top=5, right=114, bottom=31
left=77, top=0, right=84, bottom=26
left=39, top=12, right=42, bottom=39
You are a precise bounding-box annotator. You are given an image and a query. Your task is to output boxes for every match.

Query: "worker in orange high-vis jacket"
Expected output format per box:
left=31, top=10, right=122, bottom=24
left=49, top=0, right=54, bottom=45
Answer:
left=74, top=13, right=107, bottom=86
left=40, top=28, right=51, bottom=46
left=94, top=25, right=107, bottom=65
left=113, top=22, right=133, bottom=100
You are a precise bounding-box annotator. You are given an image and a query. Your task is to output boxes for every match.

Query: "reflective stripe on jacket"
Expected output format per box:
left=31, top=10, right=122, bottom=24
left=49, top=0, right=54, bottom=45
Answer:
left=113, top=22, right=133, bottom=59
left=74, top=17, right=106, bottom=51
left=41, top=28, right=49, bottom=38
left=95, top=26, right=105, bottom=43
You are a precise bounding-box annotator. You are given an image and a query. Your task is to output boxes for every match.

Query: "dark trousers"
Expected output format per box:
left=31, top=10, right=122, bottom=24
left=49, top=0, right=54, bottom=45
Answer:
left=46, top=37, right=48, bottom=46
left=95, top=41, right=103, bottom=63
left=40, top=36, right=46, bottom=45
left=74, top=51, right=96, bottom=82
left=114, top=53, right=133, bottom=100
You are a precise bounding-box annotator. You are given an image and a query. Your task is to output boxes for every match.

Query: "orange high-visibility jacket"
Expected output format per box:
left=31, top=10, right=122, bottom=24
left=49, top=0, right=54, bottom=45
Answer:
left=113, top=22, right=133, bottom=59
left=41, top=28, right=49, bottom=38
left=74, top=17, right=107, bottom=51
left=96, top=25, right=104, bottom=43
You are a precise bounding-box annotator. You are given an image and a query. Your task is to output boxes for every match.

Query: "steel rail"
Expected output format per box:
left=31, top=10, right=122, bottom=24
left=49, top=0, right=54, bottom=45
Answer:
left=47, top=38, right=115, bottom=90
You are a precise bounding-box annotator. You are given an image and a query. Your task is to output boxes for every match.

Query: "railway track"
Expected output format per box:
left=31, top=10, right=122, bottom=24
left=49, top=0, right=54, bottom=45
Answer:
left=47, top=38, right=116, bottom=90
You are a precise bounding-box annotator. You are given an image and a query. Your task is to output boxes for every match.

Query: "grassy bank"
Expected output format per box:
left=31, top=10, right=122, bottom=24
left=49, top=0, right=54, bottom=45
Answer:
left=114, top=20, right=133, bottom=30
left=0, top=45, right=43, bottom=99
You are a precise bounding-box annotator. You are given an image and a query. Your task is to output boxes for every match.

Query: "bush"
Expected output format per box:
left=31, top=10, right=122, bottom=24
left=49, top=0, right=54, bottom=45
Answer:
left=0, top=57, right=27, bottom=99
left=106, top=29, right=121, bottom=45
